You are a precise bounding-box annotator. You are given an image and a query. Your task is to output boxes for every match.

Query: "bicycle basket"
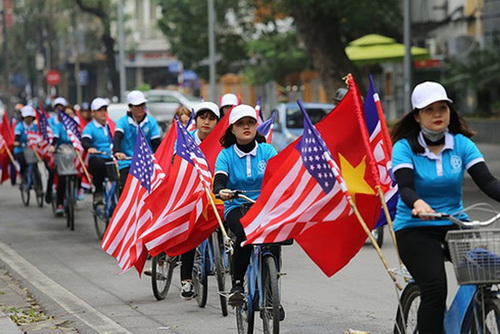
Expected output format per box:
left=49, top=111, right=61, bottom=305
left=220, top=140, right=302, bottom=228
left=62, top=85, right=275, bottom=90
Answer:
left=104, top=161, right=120, bottom=182
left=446, top=229, right=500, bottom=285
left=23, top=147, right=38, bottom=164
left=55, top=144, right=77, bottom=176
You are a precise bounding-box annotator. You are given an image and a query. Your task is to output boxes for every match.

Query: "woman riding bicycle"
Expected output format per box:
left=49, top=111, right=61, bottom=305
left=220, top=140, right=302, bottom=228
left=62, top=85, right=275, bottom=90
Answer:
left=391, top=81, right=500, bottom=333
left=213, top=104, right=277, bottom=306
left=178, top=101, right=220, bottom=300
left=13, top=105, right=38, bottom=183
left=82, top=97, right=114, bottom=205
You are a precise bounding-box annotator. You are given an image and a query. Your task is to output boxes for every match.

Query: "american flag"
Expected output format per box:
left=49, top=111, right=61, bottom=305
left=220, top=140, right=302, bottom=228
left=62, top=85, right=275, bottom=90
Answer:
left=255, top=96, right=264, bottom=124
left=241, top=101, right=352, bottom=245
left=27, top=131, right=49, bottom=156
left=186, top=108, right=196, bottom=131
left=141, top=119, right=213, bottom=257
left=364, top=75, right=398, bottom=227
left=101, top=127, right=165, bottom=274
left=59, top=109, right=87, bottom=180
left=256, top=111, right=276, bottom=144
left=35, top=110, right=55, bottom=169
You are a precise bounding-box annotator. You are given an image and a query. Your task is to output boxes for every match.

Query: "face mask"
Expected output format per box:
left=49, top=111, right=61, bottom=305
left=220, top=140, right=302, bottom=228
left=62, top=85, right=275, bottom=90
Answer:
left=420, top=124, right=447, bottom=142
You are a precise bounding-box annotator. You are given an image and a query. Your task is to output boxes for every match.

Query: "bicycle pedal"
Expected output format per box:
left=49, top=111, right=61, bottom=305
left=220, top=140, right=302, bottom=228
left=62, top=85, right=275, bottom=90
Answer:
left=278, top=272, right=287, bottom=277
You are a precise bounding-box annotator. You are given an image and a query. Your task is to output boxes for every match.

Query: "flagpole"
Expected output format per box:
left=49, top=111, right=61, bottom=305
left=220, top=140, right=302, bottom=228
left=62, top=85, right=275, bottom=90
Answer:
left=348, top=198, right=402, bottom=290
left=74, top=148, right=93, bottom=187
left=375, top=185, right=402, bottom=267
left=203, top=186, right=232, bottom=252
left=4, top=144, right=19, bottom=171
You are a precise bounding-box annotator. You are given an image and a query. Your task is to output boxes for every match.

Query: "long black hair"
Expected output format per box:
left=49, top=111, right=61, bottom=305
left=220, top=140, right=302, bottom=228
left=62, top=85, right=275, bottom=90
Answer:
left=391, top=102, right=475, bottom=153
left=219, top=125, right=266, bottom=148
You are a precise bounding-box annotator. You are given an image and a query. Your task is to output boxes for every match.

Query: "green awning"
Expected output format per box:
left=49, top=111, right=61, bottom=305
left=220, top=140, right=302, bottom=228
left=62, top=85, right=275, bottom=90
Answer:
left=345, top=34, right=431, bottom=65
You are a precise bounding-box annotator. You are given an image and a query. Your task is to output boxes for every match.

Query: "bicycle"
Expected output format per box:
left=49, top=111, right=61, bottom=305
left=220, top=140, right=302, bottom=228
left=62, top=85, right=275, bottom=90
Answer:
left=150, top=253, right=179, bottom=300
left=394, top=204, right=500, bottom=334
left=54, top=144, right=78, bottom=231
left=92, top=153, right=123, bottom=239
left=19, top=147, right=44, bottom=208
left=191, top=229, right=230, bottom=316
left=222, top=191, right=288, bottom=334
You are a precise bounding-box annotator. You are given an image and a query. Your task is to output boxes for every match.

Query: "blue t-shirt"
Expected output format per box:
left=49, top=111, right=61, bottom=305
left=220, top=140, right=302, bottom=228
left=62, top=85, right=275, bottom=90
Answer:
left=82, top=119, right=113, bottom=158
left=215, top=142, right=277, bottom=218
left=115, top=114, right=160, bottom=169
left=14, top=122, right=37, bottom=154
left=392, top=132, right=484, bottom=231
left=49, top=117, right=71, bottom=146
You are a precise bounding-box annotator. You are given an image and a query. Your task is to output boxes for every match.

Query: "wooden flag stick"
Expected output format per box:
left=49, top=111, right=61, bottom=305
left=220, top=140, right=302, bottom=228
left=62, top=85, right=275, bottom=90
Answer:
left=74, top=148, right=93, bottom=186
left=348, top=198, right=402, bottom=290
left=4, top=144, right=19, bottom=172
left=375, top=186, right=403, bottom=266
left=203, top=187, right=231, bottom=249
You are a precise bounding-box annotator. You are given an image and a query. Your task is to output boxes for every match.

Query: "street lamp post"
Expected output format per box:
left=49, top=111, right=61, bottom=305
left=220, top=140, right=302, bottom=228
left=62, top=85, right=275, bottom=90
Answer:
left=208, top=0, right=217, bottom=101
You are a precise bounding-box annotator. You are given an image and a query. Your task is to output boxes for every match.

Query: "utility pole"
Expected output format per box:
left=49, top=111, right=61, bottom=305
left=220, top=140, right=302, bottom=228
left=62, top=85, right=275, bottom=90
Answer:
left=208, top=0, right=217, bottom=101
left=2, top=0, right=9, bottom=96
left=118, top=0, right=126, bottom=102
left=403, top=0, right=412, bottom=115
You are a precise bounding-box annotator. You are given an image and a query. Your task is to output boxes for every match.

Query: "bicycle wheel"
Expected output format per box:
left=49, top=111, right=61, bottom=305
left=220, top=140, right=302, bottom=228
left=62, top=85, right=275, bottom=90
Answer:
left=213, top=231, right=228, bottom=316
left=472, top=295, right=500, bottom=333
left=151, top=253, right=177, bottom=300
left=192, top=245, right=208, bottom=307
left=65, top=176, right=76, bottom=230
left=20, top=180, right=30, bottom=206
left=33, top=166, right=44, bottom=208
left=372, top=226, right=384, bottom=248
left=261, top=256, right=280, bottom=334
left=394, top=283, right=420, bottom=334
left=93, top=202, right=107, bottom=239
left=236, top=279, right=255, bottom=334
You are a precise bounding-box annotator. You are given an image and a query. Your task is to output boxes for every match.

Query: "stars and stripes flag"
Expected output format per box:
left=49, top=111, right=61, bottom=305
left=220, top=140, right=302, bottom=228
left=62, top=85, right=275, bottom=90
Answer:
left=255, top=96, right=264, bottom=124
left=141, top=119, right=216, bottom=257
left=59, top=109, right=90, bottom=186
left=35, top=109, right=55, bottom=169
left=101, top=127, right=165, bottom=274
left=256, top=111, right=276, bottom=144
left=241, top=101, right=352, bottom=245
left=363, top=75, right=398, bottom=227
left=186, top=108, right=196, bottom=131
left=27, top=131, right=49, bottom=157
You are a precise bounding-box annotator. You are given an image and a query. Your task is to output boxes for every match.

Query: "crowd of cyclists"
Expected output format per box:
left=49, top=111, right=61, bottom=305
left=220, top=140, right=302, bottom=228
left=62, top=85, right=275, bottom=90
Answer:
left=7, top=80, right=500, bottom=333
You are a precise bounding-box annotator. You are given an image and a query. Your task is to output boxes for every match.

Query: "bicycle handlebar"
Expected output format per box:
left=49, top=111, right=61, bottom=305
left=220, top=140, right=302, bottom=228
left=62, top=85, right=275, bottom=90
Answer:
left=94, top=151, right=132, bottom=160
left=216, top=189, right=256, bottom=204
left=415, top=203, right=500, bottom=228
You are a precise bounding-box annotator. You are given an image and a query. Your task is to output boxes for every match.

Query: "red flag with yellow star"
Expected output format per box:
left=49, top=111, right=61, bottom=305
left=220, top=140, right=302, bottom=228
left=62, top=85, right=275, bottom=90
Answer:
left=262, top=75, right=381, bottom=277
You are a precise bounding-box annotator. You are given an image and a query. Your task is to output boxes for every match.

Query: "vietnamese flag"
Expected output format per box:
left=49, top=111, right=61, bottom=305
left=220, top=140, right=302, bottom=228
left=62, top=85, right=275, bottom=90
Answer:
left=0, top=112, right=14, bottom=184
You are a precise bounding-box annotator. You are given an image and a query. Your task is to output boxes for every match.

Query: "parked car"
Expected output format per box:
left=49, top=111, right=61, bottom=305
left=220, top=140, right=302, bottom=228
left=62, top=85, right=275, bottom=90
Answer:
left=107, top=103, right=128, bottom=123
left=144, top=90, right=201, bottom=132
left=270, top=102, right=335, bottom=151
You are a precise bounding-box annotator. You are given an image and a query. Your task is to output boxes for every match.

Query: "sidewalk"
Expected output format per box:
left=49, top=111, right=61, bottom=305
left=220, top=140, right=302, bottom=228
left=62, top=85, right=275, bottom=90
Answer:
left=0, top=267, right=77, bottom=333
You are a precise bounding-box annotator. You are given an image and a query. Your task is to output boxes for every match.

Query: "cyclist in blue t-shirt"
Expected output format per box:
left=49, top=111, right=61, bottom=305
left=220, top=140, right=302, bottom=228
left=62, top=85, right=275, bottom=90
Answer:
left=213, top=104, right=277, bottom=306
left=113, top=90, right=161, bottom=187
left=13, top=106, right=38, bottom=181
left=82, top=97, right=114, bottom=204
left=391, top=81, right=500, bottom=333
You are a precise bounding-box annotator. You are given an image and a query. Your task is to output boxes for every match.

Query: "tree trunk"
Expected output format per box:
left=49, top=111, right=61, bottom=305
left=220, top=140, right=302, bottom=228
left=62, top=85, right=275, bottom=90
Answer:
left=290, top=8, right=364, bottom=98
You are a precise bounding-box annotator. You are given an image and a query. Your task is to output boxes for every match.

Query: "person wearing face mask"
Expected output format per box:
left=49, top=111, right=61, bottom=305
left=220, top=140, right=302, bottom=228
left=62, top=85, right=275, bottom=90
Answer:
left=13, top=105, right=38, bottom=182
left=391, top=81, right=500, bottom=333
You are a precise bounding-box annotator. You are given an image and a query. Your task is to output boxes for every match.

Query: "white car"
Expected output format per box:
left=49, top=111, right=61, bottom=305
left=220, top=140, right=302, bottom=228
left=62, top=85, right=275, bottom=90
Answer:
left=144, top=90, right=201, bottom=132
left=270, top=102, right=335, bottom=151
left=107, top=103, right=128, bottom=123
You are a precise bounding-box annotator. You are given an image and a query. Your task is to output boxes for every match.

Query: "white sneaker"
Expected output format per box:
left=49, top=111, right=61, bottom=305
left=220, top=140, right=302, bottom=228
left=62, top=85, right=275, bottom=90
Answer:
left=180, top=280, right=196, bottom=300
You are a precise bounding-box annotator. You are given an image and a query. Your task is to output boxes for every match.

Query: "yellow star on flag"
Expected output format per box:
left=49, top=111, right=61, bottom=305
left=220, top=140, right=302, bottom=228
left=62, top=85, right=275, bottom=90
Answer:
left=338, top=154, right=375, bottom=199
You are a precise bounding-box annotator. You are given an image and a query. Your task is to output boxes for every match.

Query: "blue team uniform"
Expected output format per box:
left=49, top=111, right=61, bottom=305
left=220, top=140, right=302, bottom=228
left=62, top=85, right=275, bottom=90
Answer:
left=115, top=114, right=160, bottom=169
left=14, top=122, right=38, bottom=154
left=392, top=132, right=484, bottom=231
left=215, top=142, right=277, bottom=217
left=82, top=120, right=113, bottom=158
left=49, top=117, right=71, bottom=146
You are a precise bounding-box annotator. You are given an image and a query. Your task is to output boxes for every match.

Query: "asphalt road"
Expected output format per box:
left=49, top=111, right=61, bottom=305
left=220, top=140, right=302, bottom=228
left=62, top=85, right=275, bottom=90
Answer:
left=0, top=142, right=499, bottom=334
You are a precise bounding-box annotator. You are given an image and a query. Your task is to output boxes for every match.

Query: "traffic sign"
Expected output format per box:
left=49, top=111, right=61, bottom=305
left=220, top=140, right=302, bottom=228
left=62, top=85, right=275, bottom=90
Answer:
left=46, top=70, right=61, bottom=86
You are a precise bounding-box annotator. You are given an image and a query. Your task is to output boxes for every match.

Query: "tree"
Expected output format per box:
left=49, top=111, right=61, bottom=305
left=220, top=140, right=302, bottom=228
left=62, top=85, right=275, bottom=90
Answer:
left=75, top=0, right=120, bottom=98
left=269, top=0, right=402, bottom=94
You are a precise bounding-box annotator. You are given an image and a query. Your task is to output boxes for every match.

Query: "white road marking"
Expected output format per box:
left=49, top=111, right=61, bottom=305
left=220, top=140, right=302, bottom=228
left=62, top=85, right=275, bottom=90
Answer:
left=0, top=242, right=132, bottom=333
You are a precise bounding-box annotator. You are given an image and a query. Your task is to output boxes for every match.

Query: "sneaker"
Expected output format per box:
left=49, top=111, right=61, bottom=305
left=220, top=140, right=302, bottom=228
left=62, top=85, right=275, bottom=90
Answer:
left=228, top=282, right=245, bottom=307
left=76, top=189, right=85, bottom=201
left=55, top=205, right=64, bottom=217
left=143, top=269, right=152, bottom=277
left=93, top=192, right=103, bottom=205
left=180, top=280, right=196, bottom=300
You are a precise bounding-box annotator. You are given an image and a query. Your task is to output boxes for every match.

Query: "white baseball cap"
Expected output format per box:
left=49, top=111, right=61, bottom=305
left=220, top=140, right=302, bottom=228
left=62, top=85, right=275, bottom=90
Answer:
left=53, top=97, right=68, bottom=108
left=220, top=93, right=238, bottom=108
left=21, top=105, right=36, bottom=118
left=229, top=104, right=257, bottom=124
left=411, top=81, right=453, bottom=109
left=194, top=101, right=220, bottom=118
left=127, top=90, right=148, bottom=106
left=91, top=97, right=109, bottom=111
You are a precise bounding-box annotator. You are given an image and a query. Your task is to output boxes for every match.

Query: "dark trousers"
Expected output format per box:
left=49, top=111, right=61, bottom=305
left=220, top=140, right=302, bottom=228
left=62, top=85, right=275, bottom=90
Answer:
left=396, top=225, right=456, bottom=334
left=180, top=248, right=195, bottom=281
left=14, top=152, right=27, bottom=178
left=226, top=207, right=252, bottom=283
left=119, top=167, right=130, bottom=191
left=88, top=156, right=112, bottom=193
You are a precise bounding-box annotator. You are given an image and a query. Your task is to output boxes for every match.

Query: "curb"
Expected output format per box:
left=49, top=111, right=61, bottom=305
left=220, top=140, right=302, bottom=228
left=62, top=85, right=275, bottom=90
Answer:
left=0, top=309, right=22, bottom=334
